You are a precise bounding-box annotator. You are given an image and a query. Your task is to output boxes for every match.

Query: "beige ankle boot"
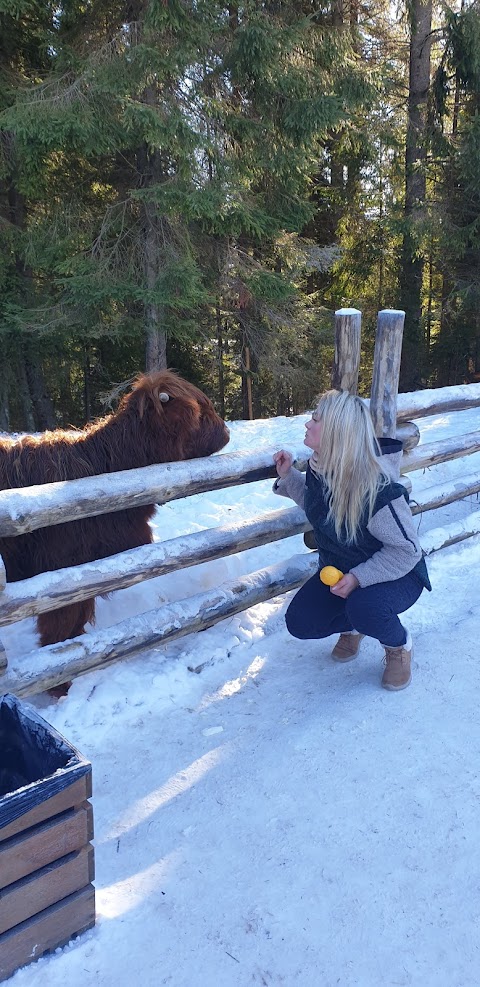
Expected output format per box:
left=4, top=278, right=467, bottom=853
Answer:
left=331, top=632, right=364, bottom=662
left=381, top=633, right=412, bottom=690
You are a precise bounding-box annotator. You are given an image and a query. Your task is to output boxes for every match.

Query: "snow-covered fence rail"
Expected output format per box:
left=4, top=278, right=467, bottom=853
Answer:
left=0, top=508, right=310, bottom=626
left=401, top=431, right=480, bottom=472
left=394, top=383, right=480, bottom=421
left=1, top=466, right=480, bottom=632
left=0, top=452, right=278, bottom=537
left=0, top=420, right=478, bottom=538
left=5, top=497, right=480, bottom=700
left=0, top=555, right=319, bottom=698
left=1, top=306, right=480, bottom=696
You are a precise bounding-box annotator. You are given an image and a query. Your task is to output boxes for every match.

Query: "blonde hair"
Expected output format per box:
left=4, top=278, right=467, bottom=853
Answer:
left=309, top=389, right=387, bottom=543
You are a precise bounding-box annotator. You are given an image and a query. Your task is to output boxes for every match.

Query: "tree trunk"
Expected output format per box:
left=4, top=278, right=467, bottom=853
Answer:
left=244, top=343, right=253, bottom=420
left=437, top=271, right=454, bottom=386
left=216, top=300, right=225, bottom=419
left=145, top=316, right=167, bottom=371
left=6, top=178, right=56, bottom=429
left=398, top=0, right=432, bottom=391
left=143, top=193, right=167, bottom=371
left=452, top=0, right=465, bottom=137
left=0, top=362, right=10, bottom=433
left=83, top=345, right=91, bottom=422
left=276, top=388, right=289, bottom=416
left=377, top=149, right=385, bottom=311
left=16, top=350, right=36, bottom=432
left=426, top=236, right=434, bottom=357
left=137, top=86, right=168, bottom=373
left=24, top=342, right=57, bottom=430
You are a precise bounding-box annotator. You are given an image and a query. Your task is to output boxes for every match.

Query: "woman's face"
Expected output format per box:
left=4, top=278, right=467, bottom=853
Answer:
left=304, top=411, right=322, bottom=451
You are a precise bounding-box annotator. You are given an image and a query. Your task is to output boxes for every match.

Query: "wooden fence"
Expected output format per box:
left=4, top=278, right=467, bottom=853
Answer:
left=1, top=308, right=480, bottom=697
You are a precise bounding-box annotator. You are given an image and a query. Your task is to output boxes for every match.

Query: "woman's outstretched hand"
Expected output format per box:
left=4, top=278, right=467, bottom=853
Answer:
left=330, top=573, right=359, bottom=598
left=273, top=450, right=293, bottom=478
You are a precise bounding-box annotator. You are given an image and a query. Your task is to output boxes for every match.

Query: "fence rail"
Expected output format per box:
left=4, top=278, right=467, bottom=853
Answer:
left=394, top=382, right=480, bottom=421
left=1, top=465, right=480, bottom=630
left=1, top=307, right=480, bottom=696
left=2, top=502, right=480, bottom=699
left=0, top=423, right=479, bottom=539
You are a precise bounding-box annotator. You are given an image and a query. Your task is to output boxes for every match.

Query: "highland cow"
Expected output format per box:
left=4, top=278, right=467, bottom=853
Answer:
left=0, top=371, right=230, bottom=646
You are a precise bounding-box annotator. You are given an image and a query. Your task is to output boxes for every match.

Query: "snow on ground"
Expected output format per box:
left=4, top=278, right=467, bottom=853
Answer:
left=3, top=404, right=480, bottom=986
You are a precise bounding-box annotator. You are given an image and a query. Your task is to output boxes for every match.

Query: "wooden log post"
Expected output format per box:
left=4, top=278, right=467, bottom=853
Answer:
left=370, top=309, right=405, bottom=437
left=320, top=306, right=362, bottom=551
left=331, top=308, right=362, bottom=393
left=395, top=421, right=421, bottom=453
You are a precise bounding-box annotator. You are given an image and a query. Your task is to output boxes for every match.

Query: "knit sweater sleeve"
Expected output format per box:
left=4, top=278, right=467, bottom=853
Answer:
left=272, top=467, right=306, bottom=510
left=349, top=494, right=423, bottom=587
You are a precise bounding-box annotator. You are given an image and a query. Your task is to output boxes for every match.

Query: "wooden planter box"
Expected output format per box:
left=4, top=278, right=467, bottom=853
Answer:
left=0, top=693, right=95, bottom=982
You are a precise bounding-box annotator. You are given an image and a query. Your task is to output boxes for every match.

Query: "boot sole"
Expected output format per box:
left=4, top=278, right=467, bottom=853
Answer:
left=382, top=674, right=412, bottom=691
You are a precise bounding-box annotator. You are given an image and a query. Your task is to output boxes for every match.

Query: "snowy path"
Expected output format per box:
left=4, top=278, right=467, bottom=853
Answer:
left=4, top=405, right=480, bottom=986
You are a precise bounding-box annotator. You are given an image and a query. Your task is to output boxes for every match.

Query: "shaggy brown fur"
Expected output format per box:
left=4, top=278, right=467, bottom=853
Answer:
left=0, top=371, right=230, bottom=646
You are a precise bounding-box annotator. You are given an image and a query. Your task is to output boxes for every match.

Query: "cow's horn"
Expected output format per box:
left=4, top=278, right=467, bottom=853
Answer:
left=159, top=392, right=170, bottom=403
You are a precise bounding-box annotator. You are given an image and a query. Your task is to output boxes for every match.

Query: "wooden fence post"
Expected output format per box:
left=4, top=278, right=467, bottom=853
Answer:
left=370, top=309, right=405, bottom=437
left=332, top=308, right=362, bottom=394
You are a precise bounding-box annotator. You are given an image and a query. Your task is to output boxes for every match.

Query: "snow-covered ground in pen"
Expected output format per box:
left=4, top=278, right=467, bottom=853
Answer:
left=3, top=403, right=480, bottom=987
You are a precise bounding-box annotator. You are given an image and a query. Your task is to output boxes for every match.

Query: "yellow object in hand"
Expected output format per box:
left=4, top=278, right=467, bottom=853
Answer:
left=319, top=565, right=344, bottom=586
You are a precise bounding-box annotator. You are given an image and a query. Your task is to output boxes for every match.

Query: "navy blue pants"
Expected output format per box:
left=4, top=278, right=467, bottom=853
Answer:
left=285, top=571, right=424, bottom=647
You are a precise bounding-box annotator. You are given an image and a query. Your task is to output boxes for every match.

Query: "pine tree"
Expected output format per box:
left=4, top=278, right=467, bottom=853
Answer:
left=397, top=0, right=433, bottom=390
left=0, top=0, right=59, bottom=428
left=430, top=1, right=480, bottom=384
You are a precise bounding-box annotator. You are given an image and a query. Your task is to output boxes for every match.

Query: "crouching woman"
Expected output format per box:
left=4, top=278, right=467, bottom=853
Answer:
left=273, top=390, right=431, bottom=691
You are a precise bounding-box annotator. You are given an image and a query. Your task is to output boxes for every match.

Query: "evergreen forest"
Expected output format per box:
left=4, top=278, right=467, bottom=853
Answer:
left=1, top=0, right=480, bottom=430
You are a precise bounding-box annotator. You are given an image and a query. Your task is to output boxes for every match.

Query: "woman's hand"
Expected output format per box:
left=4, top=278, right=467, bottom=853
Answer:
left=273, top=450, right=293, bottom=478
left=330, top=573, right=359, bottom=598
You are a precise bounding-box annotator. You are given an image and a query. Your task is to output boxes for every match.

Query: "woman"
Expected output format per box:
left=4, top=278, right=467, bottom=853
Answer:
left=273, top=390, right=430, bottom=691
